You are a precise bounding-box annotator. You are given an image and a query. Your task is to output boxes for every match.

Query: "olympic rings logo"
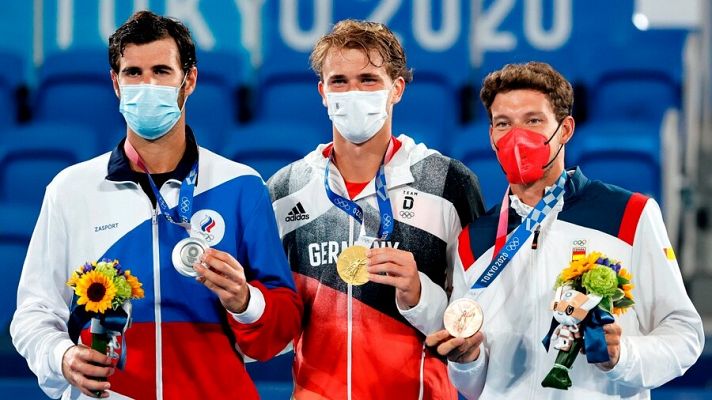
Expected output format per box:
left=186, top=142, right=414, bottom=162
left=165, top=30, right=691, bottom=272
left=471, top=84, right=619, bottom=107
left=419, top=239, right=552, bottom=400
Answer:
left=572, top=239, right=587, bottom=246
left=506, top=237, right=520, bottom=251
left=180, top=197, right=191, bottom=213
left=382, top=214, right=392, bottom=227
left=335, top=198, right=349, bottom=208
left=399, top=210, right=415, bottom=219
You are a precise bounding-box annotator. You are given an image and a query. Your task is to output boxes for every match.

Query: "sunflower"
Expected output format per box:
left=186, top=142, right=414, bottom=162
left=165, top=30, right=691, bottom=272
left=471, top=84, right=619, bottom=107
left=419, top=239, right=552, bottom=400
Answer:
left=124, top=270, right=145, bottom=299
left=558, top=252, right=601, bottom=283
left=618, top=268, right=632, bottom=282
left=74, top=270, right=117, bottom=313
left=622, top=283, right=635, bottom=300
left=66, top=270, right=82, bottom=287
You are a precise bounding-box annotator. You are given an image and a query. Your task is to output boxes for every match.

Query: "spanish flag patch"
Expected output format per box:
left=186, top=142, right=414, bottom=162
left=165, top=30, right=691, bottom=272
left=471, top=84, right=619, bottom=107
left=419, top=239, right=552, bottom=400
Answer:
left=663, top=247, right=676, bottom=261
left=572, top=247, right=586, bottom=262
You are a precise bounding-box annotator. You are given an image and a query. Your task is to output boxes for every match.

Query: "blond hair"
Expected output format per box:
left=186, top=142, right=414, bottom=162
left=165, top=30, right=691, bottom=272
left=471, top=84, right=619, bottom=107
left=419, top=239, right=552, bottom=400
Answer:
left=310, top=19, right=413, bottom=83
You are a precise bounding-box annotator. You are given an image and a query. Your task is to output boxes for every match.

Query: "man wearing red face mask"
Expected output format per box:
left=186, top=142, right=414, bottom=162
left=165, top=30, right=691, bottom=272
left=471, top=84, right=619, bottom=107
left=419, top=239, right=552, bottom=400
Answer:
left=425, top=62, right=703, bottom=399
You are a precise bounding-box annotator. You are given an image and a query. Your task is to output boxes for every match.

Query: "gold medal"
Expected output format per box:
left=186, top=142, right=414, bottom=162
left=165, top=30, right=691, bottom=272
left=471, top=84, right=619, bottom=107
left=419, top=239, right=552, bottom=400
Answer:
left=336, top=245, right=369, bottom=285
left=443, top=298, right=484, bottom=338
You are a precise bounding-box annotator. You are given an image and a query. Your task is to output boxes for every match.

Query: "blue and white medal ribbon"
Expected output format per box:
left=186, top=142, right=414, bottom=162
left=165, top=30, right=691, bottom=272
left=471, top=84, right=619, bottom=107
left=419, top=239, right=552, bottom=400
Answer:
left=123, top=140, right=198, bottom=230
left=324, top=152, right=394, bottom=243
left=471, top=170, right=567, bottom=290
left=124, top=140, right=206, bottom=277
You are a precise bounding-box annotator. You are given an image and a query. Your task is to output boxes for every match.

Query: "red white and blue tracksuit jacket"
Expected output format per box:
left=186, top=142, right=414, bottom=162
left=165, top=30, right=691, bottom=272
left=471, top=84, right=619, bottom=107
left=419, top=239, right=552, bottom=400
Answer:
left=11, top=131, right=302, bottom=399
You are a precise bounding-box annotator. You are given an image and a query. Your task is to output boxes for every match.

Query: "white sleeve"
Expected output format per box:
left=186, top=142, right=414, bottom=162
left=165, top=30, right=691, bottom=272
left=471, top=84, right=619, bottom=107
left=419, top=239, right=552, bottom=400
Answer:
left=397, top=210, right=467, bottom=335
left=447, top=343, right=488, bottom=399
left=10, top=185, right=75, bottom=399
left=605, top=199, right=704, bottom=389
left=397, top=271, right=447, bottom=334
left=441, top=229, right=490, bottom=398
left=229, top=283, right=266, bottom=324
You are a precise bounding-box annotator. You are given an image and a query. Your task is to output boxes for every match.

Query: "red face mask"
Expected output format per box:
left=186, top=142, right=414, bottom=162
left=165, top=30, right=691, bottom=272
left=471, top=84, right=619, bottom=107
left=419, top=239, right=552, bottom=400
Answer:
left=494, top=124, right=563, bottom=185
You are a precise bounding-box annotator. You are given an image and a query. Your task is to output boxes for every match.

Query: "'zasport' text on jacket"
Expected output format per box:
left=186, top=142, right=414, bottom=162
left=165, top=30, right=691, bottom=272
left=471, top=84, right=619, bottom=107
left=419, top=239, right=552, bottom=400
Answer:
left=12, top=132, right=302, bottom=399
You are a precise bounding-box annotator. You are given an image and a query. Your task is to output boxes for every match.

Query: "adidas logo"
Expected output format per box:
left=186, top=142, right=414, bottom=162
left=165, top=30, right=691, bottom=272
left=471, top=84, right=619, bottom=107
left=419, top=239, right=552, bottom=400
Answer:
left=285, top=202, right=310, bottom=222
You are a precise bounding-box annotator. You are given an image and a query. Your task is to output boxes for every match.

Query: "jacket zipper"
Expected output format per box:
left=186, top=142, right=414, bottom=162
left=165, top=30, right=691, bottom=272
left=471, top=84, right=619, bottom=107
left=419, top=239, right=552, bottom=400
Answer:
left=151, top=207, right=164, bottom=400
left=347, top=216, right=354, bottom=400
left=529, top=223, right=541, bottom=399
left=531, top=226, right=541, bottom=249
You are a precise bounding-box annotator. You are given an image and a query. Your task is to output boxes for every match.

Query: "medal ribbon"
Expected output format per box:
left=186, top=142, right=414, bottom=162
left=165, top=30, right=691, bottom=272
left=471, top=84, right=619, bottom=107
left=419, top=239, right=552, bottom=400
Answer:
left=123, top=139, right=198, bottom=230
left=323, top=142, right=396, bottom=241
left=471, top=170, right=567, bottom=290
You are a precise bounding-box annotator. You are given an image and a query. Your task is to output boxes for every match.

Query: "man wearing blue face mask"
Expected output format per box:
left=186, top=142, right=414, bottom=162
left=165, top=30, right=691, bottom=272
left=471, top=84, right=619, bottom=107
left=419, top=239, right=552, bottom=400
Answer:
left=11, top=10, right=302, bottom=399
left=267, top=20, right=485, bottom=399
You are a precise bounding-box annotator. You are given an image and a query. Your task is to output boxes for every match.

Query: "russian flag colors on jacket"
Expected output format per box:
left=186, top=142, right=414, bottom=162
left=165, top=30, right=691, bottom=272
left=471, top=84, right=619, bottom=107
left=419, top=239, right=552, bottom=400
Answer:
left=11, top=130, right=302, bottom=399
left=447, top=168, right=703, bottom=399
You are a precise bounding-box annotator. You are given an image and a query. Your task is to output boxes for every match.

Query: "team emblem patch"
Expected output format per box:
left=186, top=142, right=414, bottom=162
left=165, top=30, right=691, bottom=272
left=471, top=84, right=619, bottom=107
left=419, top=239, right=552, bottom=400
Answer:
left=571, top=239, right=587, bottom=262
left=190, top=209, right=225, bottom=245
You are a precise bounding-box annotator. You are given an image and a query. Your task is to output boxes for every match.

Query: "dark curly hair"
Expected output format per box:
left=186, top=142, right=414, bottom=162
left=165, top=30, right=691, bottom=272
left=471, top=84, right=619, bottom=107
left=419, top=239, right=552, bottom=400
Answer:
left=108, top=10, right=196, bottom=74
left=480, top=62, right=573, bottom=122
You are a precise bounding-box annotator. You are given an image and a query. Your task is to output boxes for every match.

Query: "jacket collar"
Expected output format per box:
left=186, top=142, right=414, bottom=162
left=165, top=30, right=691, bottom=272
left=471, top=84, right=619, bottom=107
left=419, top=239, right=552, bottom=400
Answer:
left=489, top=166, right=589, bottom=223
left=562, top=166, right=589, bottom=206
left=105, top=126, right=199, bottom=184
left=306, top=134, right=431, bottom=200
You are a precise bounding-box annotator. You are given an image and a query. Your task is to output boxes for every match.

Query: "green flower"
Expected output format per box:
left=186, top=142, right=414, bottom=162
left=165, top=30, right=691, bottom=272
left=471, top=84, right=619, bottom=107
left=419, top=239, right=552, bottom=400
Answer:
left=112, top=276, right=132, bottom=306
left=95, top=261, right=117, bottom=278
left=582, top=266, right=618, bottom=298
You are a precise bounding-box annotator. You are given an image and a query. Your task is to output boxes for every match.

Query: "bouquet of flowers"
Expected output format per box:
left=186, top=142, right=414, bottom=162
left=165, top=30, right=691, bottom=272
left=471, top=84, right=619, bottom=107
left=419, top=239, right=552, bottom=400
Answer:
left=66, top=259, right=144, bottom=367
left=541, top=252, right=635, bottom=390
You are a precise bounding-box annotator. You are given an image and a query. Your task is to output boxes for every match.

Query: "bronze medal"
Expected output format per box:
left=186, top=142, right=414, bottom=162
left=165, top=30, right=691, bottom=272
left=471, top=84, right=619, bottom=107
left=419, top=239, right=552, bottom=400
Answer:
left=443, top=298, right=484, bottom=338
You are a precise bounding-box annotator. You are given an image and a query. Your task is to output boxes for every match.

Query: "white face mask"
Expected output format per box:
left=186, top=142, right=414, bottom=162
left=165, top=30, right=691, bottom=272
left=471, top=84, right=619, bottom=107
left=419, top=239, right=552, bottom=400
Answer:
left=326, top=89, right=390, bottom=144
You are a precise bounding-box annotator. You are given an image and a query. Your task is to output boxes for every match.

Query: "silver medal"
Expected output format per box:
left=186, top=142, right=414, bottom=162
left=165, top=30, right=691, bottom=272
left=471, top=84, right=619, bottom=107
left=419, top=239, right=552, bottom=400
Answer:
left=172, top=237, right=209, bottom=277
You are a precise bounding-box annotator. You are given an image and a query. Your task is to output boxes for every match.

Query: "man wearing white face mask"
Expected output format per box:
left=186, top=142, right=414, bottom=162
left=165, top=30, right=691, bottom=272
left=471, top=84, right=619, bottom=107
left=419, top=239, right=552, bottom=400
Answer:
left=11, top=11, right=302, bottom=399
left=267, top=20, right=485, bottom=399
left=426, top=62, right=703, bottom=399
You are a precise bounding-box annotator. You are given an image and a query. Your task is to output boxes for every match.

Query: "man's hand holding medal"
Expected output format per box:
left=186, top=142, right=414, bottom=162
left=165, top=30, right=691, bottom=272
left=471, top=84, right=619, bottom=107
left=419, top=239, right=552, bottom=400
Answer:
left=193, top=248, right=251, bottom=314
left=426, top=298, right=485, bottom=364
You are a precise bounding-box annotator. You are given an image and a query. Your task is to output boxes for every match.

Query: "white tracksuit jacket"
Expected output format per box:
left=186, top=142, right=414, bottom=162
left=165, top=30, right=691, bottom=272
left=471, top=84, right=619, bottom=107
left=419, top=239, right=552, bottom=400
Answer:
left=422, top=168, right=703, bottom=399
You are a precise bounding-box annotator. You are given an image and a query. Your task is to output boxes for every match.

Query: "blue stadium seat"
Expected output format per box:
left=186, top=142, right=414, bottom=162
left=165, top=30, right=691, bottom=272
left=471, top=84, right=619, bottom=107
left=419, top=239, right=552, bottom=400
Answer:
left=34, top=48, right=123, bottom=141
left=569, top=121, right=661, bottom=202
left=590, top=71, right=679, bottom=123
left=255, top=3, right=323, bottom=127
left=449, top=121, right=506, bottom=210
left=581, top=29, right=686, bottom=123
left=0, top=50, right=24, bottom=126
left=223, top=122, right=327, bottom=180
left=393, top=114, right=446, bottom=153
left=0, top=122, right=99, bottom=210
left=254, top=75, right=324, bottom=129
left=396, top=75, right=457, bottom=149
left=0, top=203, right=36, bottom=332
left=188, top=50, right=249, bottom=149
